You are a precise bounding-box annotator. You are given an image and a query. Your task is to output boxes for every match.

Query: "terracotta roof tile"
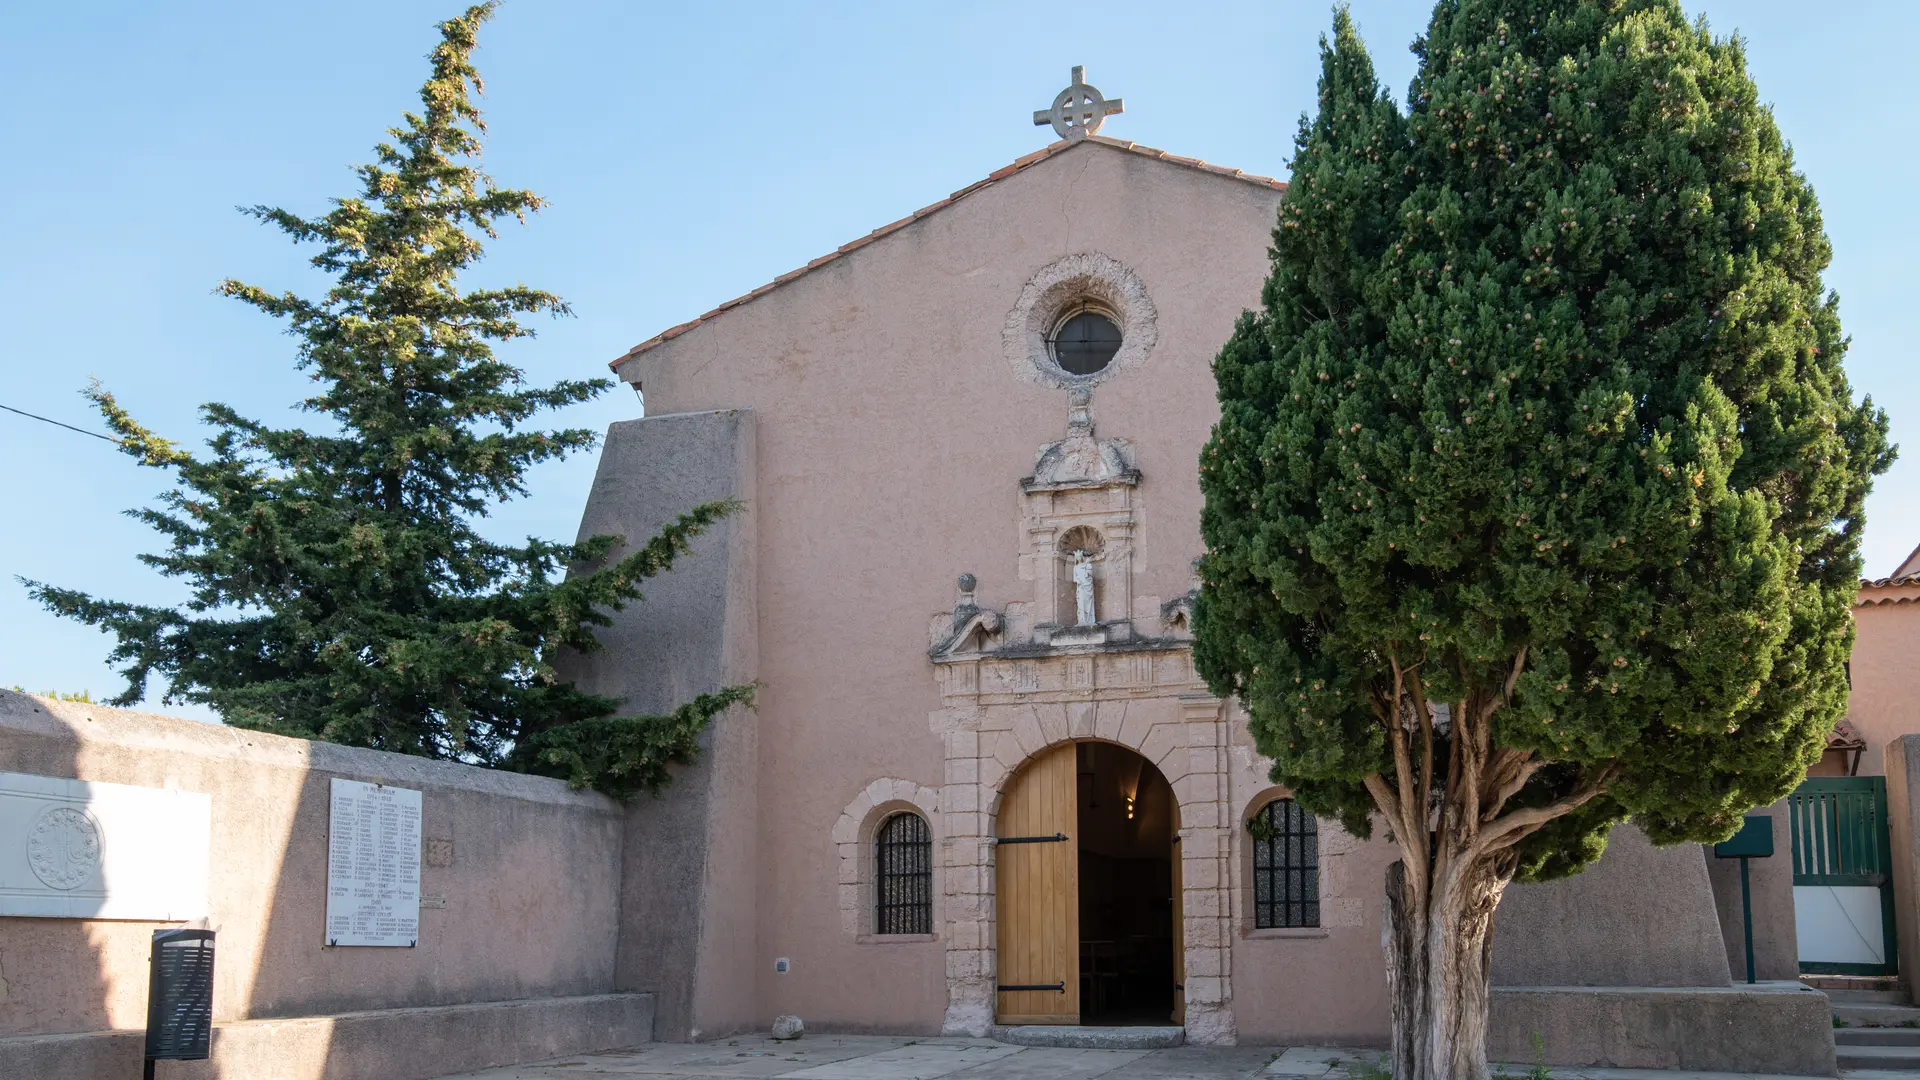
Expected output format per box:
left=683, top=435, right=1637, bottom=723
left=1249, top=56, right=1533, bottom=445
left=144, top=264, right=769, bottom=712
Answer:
left=1858, top=569, right=1920, bottom=605
left=1828, top=716, right=1866, bottom=749
left=611, top=136, right=1287, bottom=369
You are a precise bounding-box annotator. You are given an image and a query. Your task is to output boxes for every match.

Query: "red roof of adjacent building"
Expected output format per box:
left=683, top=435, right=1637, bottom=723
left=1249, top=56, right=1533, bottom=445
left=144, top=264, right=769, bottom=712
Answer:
left=1859, top=544, right=1920, bottom=605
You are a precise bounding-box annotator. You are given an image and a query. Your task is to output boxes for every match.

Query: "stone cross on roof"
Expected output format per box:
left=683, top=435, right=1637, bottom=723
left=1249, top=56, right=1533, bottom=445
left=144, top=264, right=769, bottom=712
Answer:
left=1034, top=66, right=1124, bottom=141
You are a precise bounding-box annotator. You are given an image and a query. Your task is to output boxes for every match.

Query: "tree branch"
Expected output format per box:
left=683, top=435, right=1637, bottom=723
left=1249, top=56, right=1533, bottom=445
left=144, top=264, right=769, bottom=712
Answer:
left=1502, top=645, right=1529, bottom=709
left=1385, top=654, right=1419, bottom=848
left=1394, top=651, right=1434, bottom=840
left=1365, top=772, right=1428, bottom=901
left=1480, top=749, right=1543, bottom=824
left=1470, top=766, right=1616, bottom=859
left=1458, top=693, right=1482, bottom=844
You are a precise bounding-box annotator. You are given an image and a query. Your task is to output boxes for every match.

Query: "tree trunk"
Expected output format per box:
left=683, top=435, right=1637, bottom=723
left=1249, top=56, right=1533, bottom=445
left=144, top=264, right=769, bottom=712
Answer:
left=1384, top=855, right=1515, bottom=1080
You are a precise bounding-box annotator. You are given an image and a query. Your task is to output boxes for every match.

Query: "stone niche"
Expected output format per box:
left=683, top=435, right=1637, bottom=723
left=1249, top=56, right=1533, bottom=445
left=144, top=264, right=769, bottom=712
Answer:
left=925, top=391, right=1238, bottom=1045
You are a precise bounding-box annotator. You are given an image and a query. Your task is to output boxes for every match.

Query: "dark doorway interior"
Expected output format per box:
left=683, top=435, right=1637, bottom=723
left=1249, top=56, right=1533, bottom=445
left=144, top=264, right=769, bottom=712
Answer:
left=1075, top=741, right=1175, bottom=1025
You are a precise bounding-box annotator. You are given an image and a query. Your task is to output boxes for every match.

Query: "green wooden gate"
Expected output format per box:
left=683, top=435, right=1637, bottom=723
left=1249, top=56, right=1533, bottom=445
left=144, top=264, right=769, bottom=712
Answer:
left=1788, top=777, right=1898, bottom=976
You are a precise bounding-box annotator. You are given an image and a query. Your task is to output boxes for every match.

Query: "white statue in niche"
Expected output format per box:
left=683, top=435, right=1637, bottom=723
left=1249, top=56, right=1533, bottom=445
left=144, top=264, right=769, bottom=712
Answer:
left=1071, top=549, right=1098, bottom=626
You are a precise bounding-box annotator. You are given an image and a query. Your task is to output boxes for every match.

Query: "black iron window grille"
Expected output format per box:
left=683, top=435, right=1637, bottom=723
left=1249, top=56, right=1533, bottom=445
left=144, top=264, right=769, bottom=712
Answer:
left=1252, top=798, right=1319, bottom=929
left=1048, top=309, right=1122, bottom=375
left=875, top=811, right=933, bottom=935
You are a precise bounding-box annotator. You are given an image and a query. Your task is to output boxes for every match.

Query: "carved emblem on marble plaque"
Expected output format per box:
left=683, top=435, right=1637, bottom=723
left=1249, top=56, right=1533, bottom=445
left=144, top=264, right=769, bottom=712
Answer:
left=27, top=806, right=102, bottom=891
left=0, top=772, right=209, bottom=919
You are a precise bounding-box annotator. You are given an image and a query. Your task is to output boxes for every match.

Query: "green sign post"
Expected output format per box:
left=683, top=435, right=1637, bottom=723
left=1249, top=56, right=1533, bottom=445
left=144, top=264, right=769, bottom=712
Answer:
left=1713, top=815, right=1775, bottom=984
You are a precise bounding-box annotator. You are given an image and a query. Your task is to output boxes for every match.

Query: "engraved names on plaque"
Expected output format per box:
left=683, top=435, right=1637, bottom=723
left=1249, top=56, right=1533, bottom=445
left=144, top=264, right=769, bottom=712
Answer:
left=325, top=778, right=422, bottom=947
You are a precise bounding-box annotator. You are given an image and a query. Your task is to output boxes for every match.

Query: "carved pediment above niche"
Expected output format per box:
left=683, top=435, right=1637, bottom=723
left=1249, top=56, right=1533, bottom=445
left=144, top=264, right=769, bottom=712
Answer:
left=932, top=389, right=1204, bottom=682
left=1021, top=388, right=1138, bottom=493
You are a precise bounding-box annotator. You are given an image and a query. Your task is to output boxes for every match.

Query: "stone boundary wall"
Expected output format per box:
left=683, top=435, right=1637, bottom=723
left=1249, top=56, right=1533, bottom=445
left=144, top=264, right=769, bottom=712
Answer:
left=0, top=992, right=655, bottom=1080
left=1488, top=984, right=1834, bottom=1075
left=0, top=690, right=642, bottom=1069
left=1884, top=734, right=1920, bottom=987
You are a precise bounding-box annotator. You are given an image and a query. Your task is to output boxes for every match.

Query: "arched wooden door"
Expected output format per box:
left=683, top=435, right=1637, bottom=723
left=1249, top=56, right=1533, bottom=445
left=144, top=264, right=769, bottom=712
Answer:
left=995, top=742, right=1079, bottom=1024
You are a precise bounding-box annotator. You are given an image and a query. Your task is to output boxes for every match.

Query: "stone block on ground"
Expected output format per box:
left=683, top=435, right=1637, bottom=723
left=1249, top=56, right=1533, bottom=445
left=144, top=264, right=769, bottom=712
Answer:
left=988, top=1024, right=1184, bottom=1049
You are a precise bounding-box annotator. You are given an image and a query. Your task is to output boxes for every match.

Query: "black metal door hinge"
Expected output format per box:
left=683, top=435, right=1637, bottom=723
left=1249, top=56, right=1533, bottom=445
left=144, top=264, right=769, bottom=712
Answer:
left=994, top=832, right=1069, bottom=844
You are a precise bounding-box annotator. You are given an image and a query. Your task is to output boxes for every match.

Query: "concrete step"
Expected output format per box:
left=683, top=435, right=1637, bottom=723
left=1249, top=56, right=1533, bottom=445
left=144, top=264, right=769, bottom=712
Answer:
left=1803, top=973, right=1906, bottom=994
left=1834, top=1002, right=1920, bottom=1027
left=1829, top=988, right=1912, bottom=1004
left=1838, top=1027, right=1920, bottom=1045
left=1837, top=1043, right=1920, bottom=1069
left=988, top=1026, right=1184, bottom=1050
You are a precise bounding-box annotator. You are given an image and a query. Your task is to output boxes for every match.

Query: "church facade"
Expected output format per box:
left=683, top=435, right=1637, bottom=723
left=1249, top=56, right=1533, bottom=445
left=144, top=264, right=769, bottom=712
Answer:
left=560, top=97, right=1825, bottom=1064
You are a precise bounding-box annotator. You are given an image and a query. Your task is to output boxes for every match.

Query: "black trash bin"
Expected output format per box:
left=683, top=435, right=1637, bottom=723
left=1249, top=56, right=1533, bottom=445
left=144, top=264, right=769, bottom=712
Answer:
left=144, top=928, right=214, bottom=1077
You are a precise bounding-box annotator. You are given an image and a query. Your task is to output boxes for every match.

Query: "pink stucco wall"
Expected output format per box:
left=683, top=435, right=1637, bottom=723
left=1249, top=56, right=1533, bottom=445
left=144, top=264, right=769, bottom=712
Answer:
left=615, top=139, right=1387, bottom=1037
left=1225, top=722, right=1395, bottom=1045
left=0, top=690, right=624, bottom=1040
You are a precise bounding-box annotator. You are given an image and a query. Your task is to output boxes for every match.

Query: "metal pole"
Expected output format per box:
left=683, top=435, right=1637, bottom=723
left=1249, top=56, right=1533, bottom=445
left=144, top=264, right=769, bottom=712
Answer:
left=1740, top=856, right=1757, bottom=984
left=144, top=1059, right=156, bottom=1080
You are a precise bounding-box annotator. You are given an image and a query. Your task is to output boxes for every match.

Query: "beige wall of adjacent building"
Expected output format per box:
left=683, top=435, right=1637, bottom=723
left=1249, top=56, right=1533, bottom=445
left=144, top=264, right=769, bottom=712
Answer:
left=1831, top=566, right=1920, bottom=776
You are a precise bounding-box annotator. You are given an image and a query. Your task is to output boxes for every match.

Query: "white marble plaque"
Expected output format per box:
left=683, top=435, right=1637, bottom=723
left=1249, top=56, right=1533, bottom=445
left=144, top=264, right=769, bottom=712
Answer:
left=325, top=778, right=421, bottom=947
left=0, top=771, right=212, bottom=920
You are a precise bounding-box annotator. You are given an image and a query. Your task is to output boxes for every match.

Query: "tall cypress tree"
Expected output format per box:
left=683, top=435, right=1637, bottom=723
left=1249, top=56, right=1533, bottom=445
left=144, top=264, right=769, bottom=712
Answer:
left=26, top=3, right=750, bottom=799
left=1196, top=4, right=1891, bottom=1076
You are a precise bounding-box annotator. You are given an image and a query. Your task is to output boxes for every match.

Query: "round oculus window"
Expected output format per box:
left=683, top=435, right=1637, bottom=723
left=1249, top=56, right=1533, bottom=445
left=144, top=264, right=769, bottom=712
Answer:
left=1048, top=311, right=1123, bottom=376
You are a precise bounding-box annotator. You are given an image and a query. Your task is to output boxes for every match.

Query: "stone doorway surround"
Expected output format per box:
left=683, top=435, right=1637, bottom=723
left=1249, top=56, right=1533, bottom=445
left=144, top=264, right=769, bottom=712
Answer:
left=924, top=385, right=1237, bottom=1044
left=929, top=664, right=1236, bottom=1044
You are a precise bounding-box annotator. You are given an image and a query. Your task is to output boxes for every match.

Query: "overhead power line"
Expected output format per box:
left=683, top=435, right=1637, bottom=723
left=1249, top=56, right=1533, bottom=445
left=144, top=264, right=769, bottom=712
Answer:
left=0, top=403, right=119, bottom=444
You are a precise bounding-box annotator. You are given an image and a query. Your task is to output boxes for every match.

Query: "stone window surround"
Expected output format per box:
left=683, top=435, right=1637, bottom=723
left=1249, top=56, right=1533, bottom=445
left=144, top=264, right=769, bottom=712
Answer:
left=833, top=778, right=942, bottom=942
left=1002, top=252, right=1158, bottom=389
left=1232, top=784, right=1368, bottom=941
left=1239, top=786, right=1324, bottom=939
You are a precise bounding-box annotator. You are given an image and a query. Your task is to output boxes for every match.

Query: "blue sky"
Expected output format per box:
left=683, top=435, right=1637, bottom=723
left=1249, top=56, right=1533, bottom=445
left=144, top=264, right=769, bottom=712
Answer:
left=2, top=1, right=1913, bottom=715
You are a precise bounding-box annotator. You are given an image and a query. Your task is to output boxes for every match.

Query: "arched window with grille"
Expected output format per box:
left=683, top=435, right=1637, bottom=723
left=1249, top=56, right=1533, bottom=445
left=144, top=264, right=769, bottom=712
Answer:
left=875, top=811, right=933, bottom=935
left=1251, top=797, right=1319, bottom=929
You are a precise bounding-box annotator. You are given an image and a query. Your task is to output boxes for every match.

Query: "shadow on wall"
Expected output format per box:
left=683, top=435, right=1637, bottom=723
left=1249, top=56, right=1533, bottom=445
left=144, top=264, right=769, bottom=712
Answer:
left=0, top=688, right=335, bottom=1077
left=0, top=692, right=107, bottom=1039
left=242, top=739, right=624, bottom=1023
left=1701, top=799, right=1799, bottom=982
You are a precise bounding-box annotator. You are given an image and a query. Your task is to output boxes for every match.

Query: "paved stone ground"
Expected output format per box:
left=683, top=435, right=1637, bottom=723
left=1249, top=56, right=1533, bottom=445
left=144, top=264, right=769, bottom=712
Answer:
left=434, top=1034, right=1909, bottom=1080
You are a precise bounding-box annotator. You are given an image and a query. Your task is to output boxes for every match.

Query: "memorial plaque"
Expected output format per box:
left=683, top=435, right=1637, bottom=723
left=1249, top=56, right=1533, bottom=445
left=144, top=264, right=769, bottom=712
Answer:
left=324, top=779, right=422, bottom=947
left=0, top=771, right=210, bottom=920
